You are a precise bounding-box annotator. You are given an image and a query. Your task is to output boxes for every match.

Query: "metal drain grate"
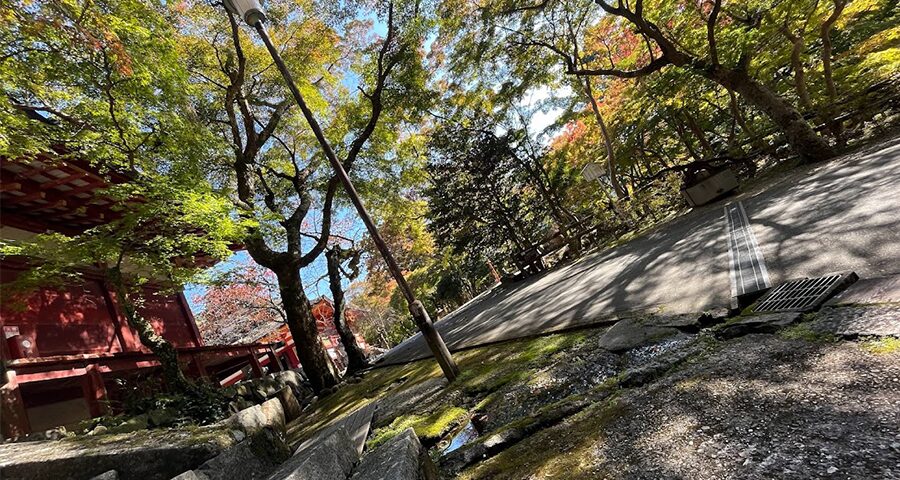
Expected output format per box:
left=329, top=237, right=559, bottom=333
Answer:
left=753, top=272, right=857, bottom=313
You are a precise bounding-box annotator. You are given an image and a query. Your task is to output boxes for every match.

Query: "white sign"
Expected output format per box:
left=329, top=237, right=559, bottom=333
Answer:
left=4, top=326, right=20, bottom=338
left=581, top=162, right=606, bottom=181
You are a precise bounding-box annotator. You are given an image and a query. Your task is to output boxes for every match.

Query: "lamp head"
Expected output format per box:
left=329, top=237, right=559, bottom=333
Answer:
left=223, top=0, right=267, bottom=26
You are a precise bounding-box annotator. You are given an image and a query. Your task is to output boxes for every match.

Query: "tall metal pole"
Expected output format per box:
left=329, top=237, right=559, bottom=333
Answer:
left=249, top=21, right=459, bottom=381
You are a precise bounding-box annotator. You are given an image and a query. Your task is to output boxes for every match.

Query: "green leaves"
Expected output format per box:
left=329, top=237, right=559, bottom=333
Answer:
left=1, top=177, right=247, bottom=301
left=0, top=0, right=204, bottom=172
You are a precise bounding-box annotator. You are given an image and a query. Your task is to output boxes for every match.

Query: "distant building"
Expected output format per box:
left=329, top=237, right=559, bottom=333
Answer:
left=255, top=296, right=370, bottom=372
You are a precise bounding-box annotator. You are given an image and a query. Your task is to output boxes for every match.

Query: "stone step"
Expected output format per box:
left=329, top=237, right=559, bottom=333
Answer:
left=0, top=427, right=236, bottom=480
left=171, top=427, right=291, bottom=480
left=292, top=402, right=376, bottom=458
left=348, top=428, right=437, bottom=480
left=265, top=427, right=358, bottom=480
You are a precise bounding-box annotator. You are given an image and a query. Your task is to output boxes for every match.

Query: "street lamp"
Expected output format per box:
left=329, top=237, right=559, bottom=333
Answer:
left=222, top=0, right=460, bottom=381
left=222, top=0, right=266, bottom=26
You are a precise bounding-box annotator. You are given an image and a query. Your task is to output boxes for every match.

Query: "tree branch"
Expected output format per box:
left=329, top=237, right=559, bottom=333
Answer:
left=707, top=0, right=722, bottom=65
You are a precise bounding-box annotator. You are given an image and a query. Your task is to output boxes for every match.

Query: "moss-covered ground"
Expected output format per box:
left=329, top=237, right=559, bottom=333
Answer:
left=284, top=304, right=899, bottom=479
left=285, top=329, right=597, bottom=451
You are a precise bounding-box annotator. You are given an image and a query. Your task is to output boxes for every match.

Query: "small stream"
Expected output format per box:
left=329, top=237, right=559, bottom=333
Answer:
left=441, top=420, right=481, bottom=455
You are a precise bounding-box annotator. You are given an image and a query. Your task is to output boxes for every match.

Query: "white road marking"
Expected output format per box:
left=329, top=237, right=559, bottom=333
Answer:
left=725, top=201, right=771, bottom=299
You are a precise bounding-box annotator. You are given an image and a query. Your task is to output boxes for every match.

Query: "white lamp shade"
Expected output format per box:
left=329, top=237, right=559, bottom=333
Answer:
left=224, top=0, right=267, bottom=25
left=581, top=162, right=607, bottom=181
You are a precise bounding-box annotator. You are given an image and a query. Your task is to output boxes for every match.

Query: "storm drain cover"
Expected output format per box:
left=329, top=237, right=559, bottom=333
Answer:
left=753, top=272, right=858, bottom=313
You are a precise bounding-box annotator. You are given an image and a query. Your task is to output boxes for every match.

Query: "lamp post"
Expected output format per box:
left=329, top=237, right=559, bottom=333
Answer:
left=223, top=0, right=459, bottom=381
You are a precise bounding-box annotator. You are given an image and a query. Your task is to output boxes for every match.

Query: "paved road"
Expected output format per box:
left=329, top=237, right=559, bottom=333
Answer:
left=379, top=138, right=900, bottom=365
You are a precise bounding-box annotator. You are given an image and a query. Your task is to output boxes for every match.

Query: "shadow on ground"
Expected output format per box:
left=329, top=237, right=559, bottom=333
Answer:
left=461, top=333, right=900, bottom=480
left=382, top=138, right=900, bottom=366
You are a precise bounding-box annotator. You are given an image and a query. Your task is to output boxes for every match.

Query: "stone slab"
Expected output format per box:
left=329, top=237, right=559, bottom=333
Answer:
left=349, top=428, right=435, bottom=480
left=714, top=312, right=801, bottom=340
left=266, top=427, right=357, bottom=480
left=292, top=401, right=376, bottom=458
left=809, top=305, right=900, bottom=337
left=596, top=318, right=680, bottom=352
left=189, top=428, right=290, bottom=480
left=825, top=275, right=900, bottom=306
left=0, top=427, right=234, bottom=480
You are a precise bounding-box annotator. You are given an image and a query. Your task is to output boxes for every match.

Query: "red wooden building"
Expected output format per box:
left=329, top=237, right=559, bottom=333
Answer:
left=0, top=155, right=290, bottom=439
left=255, top=296, right=370, bottom=371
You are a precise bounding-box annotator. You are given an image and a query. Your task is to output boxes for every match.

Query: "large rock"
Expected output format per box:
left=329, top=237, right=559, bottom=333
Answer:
left=265, top=427, right=358, bottom=480
left=714, top=312, right=801, bottom=340
left=276, top=387, right=302, bottom=422
left=228, top=398, right=285, bottom=437
left=0, top=426, right=235, bottom=480
left=89, top=471, right=119, bottom=480
left=236, top=370, right=312, bottom=406
left=597, top=317, right=680, bottom=352
left=809, top=305, right=900, bottom=337
left=349, top=428, right=437, bottom=480
left=272, top=370, right=309, bottom=399
left=175, top=427, right=291, bottom=480
left=170, top=472, right=208, bottom=480
left=260, top=398, right=286, bottom=433
left=172, top=470, right=209, bottom=480
left=227, top=404, right=268, bottom=437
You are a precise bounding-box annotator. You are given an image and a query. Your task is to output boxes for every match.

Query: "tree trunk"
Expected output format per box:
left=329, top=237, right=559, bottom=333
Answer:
left=727, top=89, right=767, bottom=158
left=709, top=66, right=834, bottom=162
left=788, top=35, right=813, bottom=112
left=107, top=267, right=194, bottom=393
left=670, top=115, right=703, bottom=161
left=683, top=111, right=714, bottom=156
left=821, top=0, right=846, bottom=141
left=275, top=267, right=339, bottom=392
left=325, top=249, right=370, bottom=375
left=582, top=76, right=627, bottom=199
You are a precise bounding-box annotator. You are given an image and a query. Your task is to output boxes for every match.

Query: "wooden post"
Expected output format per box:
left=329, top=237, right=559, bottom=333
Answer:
left=266, top=347, right=283, bottom=372
left=101, top=281, right=141, bottom=352
left=188, top=353, right=208, bottom=380
left=81, top=364, right=109, bottom=418
left=248, top=348, right=264, bottom=378
left=1, top=370, right=30, bottom=439
left=283, top=346, right=300, bottom=369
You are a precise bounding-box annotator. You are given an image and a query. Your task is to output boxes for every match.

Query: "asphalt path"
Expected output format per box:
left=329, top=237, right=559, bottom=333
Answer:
left=379, top=137, right=900, bottom=365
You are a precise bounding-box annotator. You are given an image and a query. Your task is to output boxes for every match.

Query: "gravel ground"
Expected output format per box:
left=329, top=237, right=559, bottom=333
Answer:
left=480, top=336, right=622, bottom=432
left=555, top=334, right=900, bottom=479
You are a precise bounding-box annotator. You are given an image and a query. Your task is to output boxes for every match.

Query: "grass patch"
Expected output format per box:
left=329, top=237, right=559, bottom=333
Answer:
left=779, top=323, right=838, bottom=343
left=861, top=337, right=900, bottom=355
left=367, top=405, right=469, bottom=449
left=289, top=326, right=601, bottom=458
left=286, top=359, right=442, bottom=446
left=457, top=396, right=625, bottom=480
left=454, top=331, right=589, bottom=397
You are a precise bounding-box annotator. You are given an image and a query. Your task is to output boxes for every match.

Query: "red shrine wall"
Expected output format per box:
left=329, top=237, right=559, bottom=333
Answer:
left=0, top=264, right=200, bottom=361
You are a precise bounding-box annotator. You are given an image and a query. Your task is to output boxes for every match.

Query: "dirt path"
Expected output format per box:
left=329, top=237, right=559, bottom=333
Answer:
left=462, top=334, right=900, bottom=479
